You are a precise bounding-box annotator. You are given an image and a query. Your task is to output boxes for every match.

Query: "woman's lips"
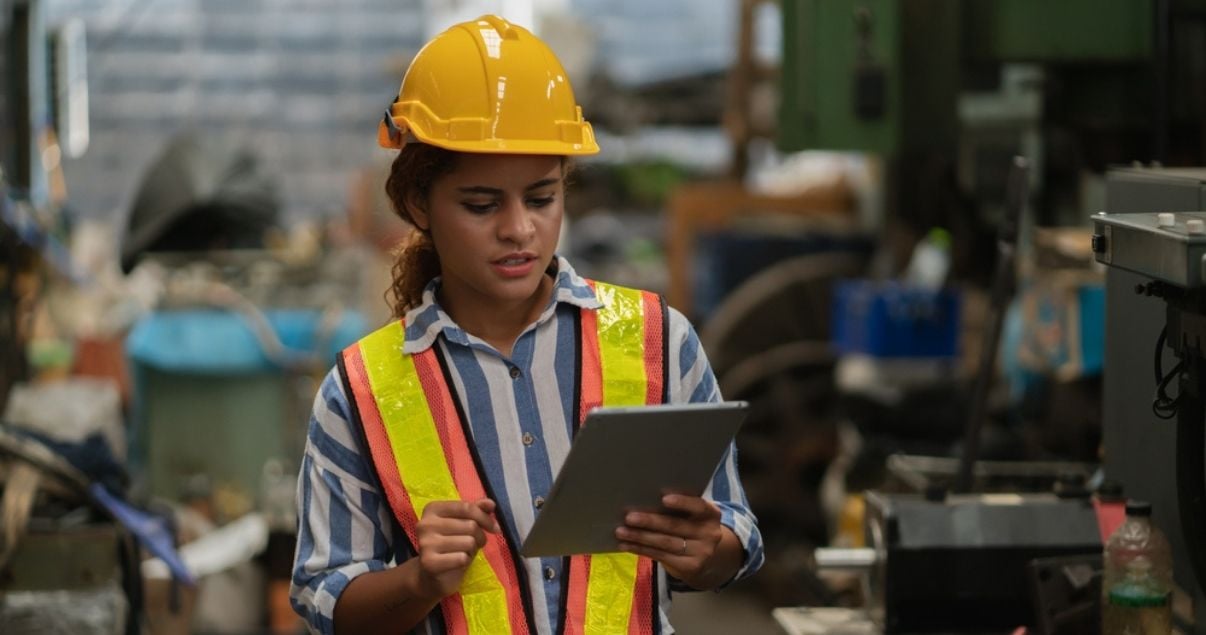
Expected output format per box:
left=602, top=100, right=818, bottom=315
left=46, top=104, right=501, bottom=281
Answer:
left=491, top=254, right=537, bottom=278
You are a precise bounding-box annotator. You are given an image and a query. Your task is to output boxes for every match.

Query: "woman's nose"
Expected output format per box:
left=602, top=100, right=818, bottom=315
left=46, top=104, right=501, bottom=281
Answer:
left=497, top=199, right=535, bottom=242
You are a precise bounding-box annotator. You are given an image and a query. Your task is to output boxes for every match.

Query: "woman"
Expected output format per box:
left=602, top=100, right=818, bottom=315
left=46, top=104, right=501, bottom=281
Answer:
left=290, top=15, right=763, bottom=635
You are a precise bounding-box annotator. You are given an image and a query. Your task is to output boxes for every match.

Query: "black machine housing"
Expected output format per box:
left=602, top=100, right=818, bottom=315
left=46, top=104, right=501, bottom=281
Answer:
left=865, top=491, right=1102, bottom=633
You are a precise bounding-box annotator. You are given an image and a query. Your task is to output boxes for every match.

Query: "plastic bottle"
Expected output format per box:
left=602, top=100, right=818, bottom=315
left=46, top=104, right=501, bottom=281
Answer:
left=1102, top=500, right=1173, bottom=635
left=904, top=228, right=952, bottom=290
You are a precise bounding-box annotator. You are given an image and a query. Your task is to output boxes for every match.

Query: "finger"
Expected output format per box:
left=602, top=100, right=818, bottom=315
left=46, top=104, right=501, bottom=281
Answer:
left=422, top=520, right=488, bottom=553
left=617, top=540, right=687, bottom=564
left=472, top=498, right=502, bottom=533
left=473, top=498, right=497, bottom=514
left=615, top=526, right=685, bottom=555
left=426, top=500, right=500, bottom=534
left=623, top=510, right=694, bottom=537
left=450, top=500, right=500, bottom=534
left=422, top=551, right=474, bottom=572
left=660, top=495, right=720, bottom=520
left=422, top=500, right=471, bottom=520
left=426, top=534, right=482, bottom=555
left=421, top=517, right=481, bottom=537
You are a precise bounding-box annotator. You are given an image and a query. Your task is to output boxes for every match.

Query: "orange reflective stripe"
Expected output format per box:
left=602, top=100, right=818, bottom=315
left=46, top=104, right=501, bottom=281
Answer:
left=342, top=321, right=529, bottom=635
left=445, top=594, right=469, bottom=635
left=578, top=293, right=603, bottom=422
left=340, top=342, right=420, bottom=546
left=628, top=557, right=655, bottom=635
left=570, top=280, right=659, bottom=635
left=640, top=291, right=665, bottom=406
left=412, top=350, right=482, bottom=498
left=411, top=350, right=532, bottom=635
left=345, top=336, right=471, bottom=632
left=563, top=554, right=591, bottom=635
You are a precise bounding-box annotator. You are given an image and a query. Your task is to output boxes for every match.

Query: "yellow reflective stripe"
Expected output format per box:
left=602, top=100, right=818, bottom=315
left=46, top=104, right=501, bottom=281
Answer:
left=584, top=552, right=640, bottom=634
left=593, top=282, right=647, bottom=407
left=585, top=282, right=648, bottom=635
left=359, top=323, right=512, bottom=635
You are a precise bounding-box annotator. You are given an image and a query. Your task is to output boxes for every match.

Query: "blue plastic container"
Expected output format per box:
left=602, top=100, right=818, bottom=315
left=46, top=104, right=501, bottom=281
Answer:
left=832, top=280, right=961, bottom=358
left=124, top=308, right=369, bottom=501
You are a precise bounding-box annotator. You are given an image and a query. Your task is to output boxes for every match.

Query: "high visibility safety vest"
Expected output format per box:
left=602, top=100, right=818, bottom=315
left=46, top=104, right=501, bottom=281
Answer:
left=338, top=281, right=667, bottom=635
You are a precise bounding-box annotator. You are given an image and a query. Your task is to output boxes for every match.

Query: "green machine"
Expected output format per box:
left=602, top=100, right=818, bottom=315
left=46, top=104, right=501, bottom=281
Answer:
left=780, top=0, right=1156, bottom=155
left=778, top=0, right=1204, bottom=263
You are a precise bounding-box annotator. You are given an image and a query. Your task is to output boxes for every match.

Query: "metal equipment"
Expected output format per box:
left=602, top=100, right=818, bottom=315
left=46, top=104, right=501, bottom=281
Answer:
left=815, top=491, right=1105, bottom=633
left=807, top=158, right=1107, bottom=632
left=6, top=0, right=89, bottom=209
left=1093, top=167, right=1206, bottom=632
left=778, top=0, right=1204, bottom=250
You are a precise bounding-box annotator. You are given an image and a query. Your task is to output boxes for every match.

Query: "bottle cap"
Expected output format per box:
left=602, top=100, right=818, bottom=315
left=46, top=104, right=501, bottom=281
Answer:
left=1125, top=499, right=1153, bottom=517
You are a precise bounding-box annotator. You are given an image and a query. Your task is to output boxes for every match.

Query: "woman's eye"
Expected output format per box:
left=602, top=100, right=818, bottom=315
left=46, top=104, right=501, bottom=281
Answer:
left=527, top=196, right=555, bottom=208
left=462, top=202, right=496, bottom=214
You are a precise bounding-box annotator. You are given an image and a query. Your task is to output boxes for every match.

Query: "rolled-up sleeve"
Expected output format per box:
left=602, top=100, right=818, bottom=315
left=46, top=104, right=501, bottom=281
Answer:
left=291, top=369, right=395, bottom=635
left=667, top=309, right=765, bottom=589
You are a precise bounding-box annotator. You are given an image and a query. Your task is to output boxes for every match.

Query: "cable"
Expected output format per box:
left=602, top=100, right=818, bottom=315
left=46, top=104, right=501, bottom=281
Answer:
left=1155, top=326, right=1168, bottom=385
left=1153, top=326, right=1183, bottom=419
left=1154, top=361, right=1183, bottom=419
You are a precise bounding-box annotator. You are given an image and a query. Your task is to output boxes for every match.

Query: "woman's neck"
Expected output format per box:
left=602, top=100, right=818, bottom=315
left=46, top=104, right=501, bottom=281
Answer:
left=437, top=275, right=554, bottom=357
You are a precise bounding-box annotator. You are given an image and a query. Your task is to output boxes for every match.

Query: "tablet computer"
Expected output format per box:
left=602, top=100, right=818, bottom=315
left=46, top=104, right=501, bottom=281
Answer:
left=519, top=401, right=748, bottom=557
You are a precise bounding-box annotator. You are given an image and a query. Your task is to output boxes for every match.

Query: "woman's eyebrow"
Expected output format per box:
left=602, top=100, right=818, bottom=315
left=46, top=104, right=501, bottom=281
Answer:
left=524, top=178, right=560, bottom=191
left=456, top=178, right=560, bottom=195
left=456, top=186, right=503, bottom=195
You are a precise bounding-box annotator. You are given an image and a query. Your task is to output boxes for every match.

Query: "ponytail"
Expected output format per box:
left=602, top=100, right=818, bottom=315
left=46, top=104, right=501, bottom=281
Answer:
left=382, top=144, right=458, bottom=317
left=387, top=230, right=441, bottom=317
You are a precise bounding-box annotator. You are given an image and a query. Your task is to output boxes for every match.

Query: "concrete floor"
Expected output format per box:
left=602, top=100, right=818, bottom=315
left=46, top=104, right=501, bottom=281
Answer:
left=670, top=587, right=785, bottom=635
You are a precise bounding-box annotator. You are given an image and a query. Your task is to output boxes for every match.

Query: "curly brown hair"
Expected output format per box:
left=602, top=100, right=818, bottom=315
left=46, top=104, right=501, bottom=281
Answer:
left=383, top=144, right=459, bottom=317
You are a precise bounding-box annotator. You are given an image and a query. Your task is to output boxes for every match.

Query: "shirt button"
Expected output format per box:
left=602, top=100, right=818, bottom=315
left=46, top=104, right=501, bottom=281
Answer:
left=522, top=432, right=535, bottom=446
left=509, top=366, right=521, bottom=379
left=534, top=496, right=545, bottom=509
left=544, top=566, right=556, bottom=581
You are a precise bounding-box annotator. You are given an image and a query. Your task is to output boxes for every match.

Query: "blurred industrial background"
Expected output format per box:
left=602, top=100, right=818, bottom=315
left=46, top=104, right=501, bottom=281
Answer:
left=4, top=0, right=1206, bottom=633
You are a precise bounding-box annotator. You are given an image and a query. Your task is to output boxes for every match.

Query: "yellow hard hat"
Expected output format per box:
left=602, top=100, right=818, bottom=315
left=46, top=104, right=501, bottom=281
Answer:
left=378, top=15, right=599, bottom=156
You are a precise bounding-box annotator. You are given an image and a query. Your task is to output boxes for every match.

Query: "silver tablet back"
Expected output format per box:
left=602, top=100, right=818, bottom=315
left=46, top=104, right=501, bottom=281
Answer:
left=520, top=401, right=747, bottom=557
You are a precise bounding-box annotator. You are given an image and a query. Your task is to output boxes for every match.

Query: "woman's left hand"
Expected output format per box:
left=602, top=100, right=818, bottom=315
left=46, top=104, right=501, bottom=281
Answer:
left=614, top=494, right=736, bottom=589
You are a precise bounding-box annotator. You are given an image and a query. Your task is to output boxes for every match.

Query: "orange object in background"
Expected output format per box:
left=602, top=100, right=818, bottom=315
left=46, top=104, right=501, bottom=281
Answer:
left=268, top=578, right=303, bottom=635
left=142, top=578, right=198, bottom=635
left=72, top=336, right=131, bottom=405
left=1094, top=497, right=1128, bottom=545
left=835, top=493, right=866, bottom=549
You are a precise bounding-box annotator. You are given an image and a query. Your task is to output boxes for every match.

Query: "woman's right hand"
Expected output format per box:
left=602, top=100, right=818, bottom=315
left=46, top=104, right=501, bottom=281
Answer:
left=413, top=498, right=500, bottom=600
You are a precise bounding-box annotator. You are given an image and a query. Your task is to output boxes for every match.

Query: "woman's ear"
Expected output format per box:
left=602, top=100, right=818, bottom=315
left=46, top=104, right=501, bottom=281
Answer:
left=404, top=190, right=430, bottom=232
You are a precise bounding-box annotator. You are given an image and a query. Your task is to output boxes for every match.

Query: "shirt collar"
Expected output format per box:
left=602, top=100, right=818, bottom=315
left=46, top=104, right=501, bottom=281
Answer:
left=400, top=255, right=602, bottom=354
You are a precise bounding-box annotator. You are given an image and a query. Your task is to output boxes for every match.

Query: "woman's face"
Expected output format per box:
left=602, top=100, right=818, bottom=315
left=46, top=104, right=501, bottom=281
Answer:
left=409, top=153, right=564, bottom=312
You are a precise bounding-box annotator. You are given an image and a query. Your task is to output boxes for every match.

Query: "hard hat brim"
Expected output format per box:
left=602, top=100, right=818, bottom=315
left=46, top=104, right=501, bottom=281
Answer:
left=378, top=117, right=600, bottom=156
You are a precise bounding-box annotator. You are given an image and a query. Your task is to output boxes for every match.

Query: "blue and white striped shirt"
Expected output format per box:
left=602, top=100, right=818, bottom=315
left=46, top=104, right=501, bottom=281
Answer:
left=291, top=256, right=763, bottom=635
